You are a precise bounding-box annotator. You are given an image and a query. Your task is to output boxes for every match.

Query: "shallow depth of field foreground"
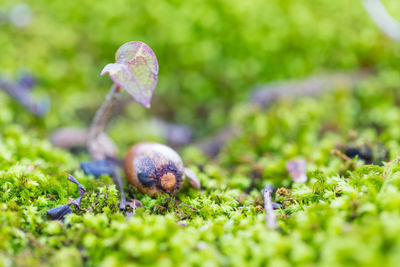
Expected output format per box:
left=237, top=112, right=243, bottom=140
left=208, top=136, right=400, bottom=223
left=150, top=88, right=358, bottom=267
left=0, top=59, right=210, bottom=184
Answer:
left=2, top=0, right=400, bottom=266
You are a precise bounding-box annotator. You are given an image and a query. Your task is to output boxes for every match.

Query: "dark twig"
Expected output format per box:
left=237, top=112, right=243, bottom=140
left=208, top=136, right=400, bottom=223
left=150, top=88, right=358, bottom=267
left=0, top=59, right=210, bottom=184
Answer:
left=0, top=76, right=49, bottom=116
left=261, top=185, right=277, bottom=230
left=111, top=171, right=126, bottom=211
left=17, top=72, right=36, bottom=89
left=46, top=205, right=72, bottom=221
left=80, top=159, right=126, bottom=211
left=47, top=175, right=87, bottom=221
left=67, top=174, right=86, bottom=196
left=67, top=174, right=87, bottom=211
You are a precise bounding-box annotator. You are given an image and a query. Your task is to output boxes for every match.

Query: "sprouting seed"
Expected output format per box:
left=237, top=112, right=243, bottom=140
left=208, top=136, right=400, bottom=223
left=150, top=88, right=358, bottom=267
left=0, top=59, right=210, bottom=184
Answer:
left=87, top=41, right=158, bottom=161
left=84, top=41, right=159, bottom=210
left=123, top=142, right=201, bottom=197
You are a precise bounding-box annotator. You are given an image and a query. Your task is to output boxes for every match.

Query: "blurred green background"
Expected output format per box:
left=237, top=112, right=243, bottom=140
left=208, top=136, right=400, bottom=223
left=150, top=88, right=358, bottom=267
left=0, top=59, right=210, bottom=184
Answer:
left=1, top=0, right=400, bottom=143
left=0, top=0, right=400, bottom=152
left=4, top=1, right=400, bottom=266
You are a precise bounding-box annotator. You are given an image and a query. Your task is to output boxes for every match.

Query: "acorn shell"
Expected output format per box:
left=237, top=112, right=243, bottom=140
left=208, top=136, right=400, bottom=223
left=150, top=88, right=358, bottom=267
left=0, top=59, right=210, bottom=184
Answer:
left=124, top=142, right=185, bottom=196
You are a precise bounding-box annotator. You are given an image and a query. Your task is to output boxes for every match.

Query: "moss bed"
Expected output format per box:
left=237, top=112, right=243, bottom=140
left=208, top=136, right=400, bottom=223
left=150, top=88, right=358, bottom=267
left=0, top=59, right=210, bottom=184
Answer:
left=2, top=0, right=400, bottom=266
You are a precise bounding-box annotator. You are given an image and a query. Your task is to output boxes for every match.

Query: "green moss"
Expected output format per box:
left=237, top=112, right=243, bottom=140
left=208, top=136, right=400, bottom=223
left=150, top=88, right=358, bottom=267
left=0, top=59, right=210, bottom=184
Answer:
left=1, top=71, right=400, bottom=265
left=2, top=0, right=400, bottom=266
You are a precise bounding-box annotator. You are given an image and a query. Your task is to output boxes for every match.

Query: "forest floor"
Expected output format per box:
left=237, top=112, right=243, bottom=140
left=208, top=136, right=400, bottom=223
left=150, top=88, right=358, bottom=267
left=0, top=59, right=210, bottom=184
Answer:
left=2, top=0, right=400, bottom=266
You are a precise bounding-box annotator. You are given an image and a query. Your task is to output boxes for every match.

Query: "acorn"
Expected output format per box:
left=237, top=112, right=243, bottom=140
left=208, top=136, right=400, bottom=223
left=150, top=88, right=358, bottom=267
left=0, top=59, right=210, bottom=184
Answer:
left=124, top=142, right=200, bottom=197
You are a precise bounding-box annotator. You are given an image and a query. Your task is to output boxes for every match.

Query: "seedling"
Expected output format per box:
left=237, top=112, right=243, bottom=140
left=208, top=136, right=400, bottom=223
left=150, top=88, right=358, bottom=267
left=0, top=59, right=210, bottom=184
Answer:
left=88, top=41, right=159, bottom=160
left=83, top=41, right=200, bottom=211
left=81, top=41, right=159, bottom=210
left=47, top=174, right=87, bottom=221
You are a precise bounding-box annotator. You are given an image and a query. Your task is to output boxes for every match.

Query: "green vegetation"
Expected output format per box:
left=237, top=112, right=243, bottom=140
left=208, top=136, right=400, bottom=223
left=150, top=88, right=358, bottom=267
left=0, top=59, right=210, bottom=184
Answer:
left=2, top=0, right=400, bottom=266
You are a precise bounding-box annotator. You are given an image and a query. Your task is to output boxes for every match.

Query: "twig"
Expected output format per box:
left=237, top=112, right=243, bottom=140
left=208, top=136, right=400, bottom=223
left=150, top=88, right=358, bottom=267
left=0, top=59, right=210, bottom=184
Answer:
left=125, top=199, right=141, bottom=219
left=80, top=159, right=126, bottom=210
left=261, top=185, right=277, bottom=230
left=197, top=70, right=373, bottom=156
left=67, top=174, right=87, bottom=196
left=362, top=0, right=400, bottom=42
left=331, top=148, right=352, bottom=162
left=251, top=70, right=372, bottom=108
left=46, top=204, right=72, bottom=221
left=66, top=174, right=87, bottom=210
left=50, top=127, right=118, bottom=159
left=50, top=128, right=87, bottom=149
left=0, top=77, right=49, bottom=116
left=111, top=171, right=126, bottom=211
left=87, top=84, right=121, bottom=161
left=47, top=175, right=87, bottom=221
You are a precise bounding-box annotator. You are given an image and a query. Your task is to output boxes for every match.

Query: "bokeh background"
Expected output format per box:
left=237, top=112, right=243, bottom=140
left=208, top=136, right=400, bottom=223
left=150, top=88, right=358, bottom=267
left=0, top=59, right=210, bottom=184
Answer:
left=1, top=0, right=400, bottom=146
left=4, top=1, right=400, bottom=266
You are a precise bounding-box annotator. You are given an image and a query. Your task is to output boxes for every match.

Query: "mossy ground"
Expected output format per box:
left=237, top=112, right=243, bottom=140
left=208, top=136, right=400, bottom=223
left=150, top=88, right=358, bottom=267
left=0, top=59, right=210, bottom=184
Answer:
left=2, top=0, right=400, bottom=266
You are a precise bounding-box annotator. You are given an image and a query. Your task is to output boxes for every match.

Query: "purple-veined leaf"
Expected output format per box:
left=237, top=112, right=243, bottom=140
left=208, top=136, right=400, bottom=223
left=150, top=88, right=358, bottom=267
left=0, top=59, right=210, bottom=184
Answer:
left=101, top=41, right=159, bottom=108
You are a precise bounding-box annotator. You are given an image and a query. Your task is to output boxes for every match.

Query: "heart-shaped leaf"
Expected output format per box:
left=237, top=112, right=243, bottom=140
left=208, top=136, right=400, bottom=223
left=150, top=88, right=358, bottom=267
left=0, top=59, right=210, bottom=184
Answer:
left=101, top=41, right=159, bottom=108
